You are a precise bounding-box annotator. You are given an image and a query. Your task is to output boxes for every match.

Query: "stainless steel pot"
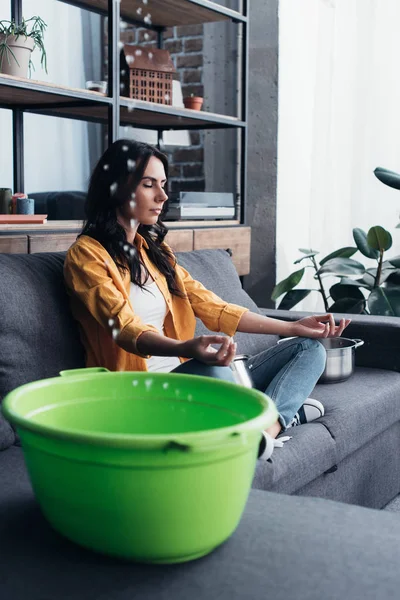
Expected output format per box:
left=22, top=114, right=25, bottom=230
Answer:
left=277, top=336, right=364, bottom=384
left=317, top=337, right=364, bottom=383
left=230, top=354, right=254, bottom=388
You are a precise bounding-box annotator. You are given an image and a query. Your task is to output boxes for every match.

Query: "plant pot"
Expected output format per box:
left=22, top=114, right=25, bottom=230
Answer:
left=183, top=96, right=203, bottom=111
left=0, top=35, right=35, bottom=77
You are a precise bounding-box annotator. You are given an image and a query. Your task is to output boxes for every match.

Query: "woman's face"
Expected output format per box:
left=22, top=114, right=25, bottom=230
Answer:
left=118, top=155, right=168, bottom=227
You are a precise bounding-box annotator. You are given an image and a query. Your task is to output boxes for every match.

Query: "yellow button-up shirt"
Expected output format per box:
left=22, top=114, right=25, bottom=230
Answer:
left=64, top=234, right=248, bottom=372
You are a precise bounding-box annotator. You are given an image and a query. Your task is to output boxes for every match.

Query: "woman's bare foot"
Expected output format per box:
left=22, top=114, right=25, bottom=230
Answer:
left=265, top=420, right=282, bottom=439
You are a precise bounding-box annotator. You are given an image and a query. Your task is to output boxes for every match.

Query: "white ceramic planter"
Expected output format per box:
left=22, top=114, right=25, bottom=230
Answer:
left=0, top=35, right=35, bottom=77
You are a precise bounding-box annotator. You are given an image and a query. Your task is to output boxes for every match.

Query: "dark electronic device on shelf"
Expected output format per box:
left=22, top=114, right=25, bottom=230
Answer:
left=163, top=192, right=235, bottom=221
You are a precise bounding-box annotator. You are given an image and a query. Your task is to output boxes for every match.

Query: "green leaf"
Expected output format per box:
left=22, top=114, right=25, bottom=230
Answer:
left=368, top=288, right=400, bottom=316
left=384, top=270, right=400, bottom=287
left=388, top=255, right=400, bottom=268
left=298, top=248, right=319, bottom=255
left=271, top=268, right=305, bottom=301
left=329, top=283, right=365, bottom=302
left=277, top=289, right=311, bottom=310
left=294, top=253, right=318, bottom=264
left=367, top=226, right=392, bottom=252
left=374, top=167, right=400, bottom=190
left=319, top=247, right=358, bottom=266
left=365, top=266, right=396, bottom=285
left=353, top=228, right=380, bottom=259
left=316, top=258, right=365, bottom=277
left=340, top=277, right=372, bottom=290
left=358, top=272, right=375, bottom=289
left=329, top=298, right=366, bottom=314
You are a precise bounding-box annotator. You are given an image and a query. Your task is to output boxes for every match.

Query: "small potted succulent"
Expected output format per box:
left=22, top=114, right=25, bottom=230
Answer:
left=183, top=93, right=203, bottom=111
left=0, top=16, right=47, bottom=78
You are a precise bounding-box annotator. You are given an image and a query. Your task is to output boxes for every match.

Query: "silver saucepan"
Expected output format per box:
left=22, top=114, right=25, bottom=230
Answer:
left=230, top=354, right=254, bottom=388
left=277, top=337, right=364, bottom=384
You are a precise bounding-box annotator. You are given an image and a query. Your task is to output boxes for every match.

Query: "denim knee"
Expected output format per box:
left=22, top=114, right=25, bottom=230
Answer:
left=299, top=338, right=327, bottom=372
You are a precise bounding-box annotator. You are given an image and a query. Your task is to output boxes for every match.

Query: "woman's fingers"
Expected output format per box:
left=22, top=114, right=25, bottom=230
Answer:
left=313, top=314, right=352, bottom=338
left=205, top=337, right=236, bottom=366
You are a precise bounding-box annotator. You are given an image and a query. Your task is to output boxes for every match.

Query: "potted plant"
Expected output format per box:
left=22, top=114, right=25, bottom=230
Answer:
left=183, top=93, right=203, bottom=111
left=0, top=16, right=47, bottom=78
left=272, top=225, right=400, bottom=316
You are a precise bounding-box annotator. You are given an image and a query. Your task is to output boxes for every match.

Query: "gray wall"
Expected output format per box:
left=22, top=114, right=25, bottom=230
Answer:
left=244, top=0, right=279, bottom=308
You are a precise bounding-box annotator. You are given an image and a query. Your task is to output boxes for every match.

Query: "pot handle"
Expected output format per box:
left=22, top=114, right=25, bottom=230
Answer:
left=59, top=367, right=110, bottom=377
left=352, top=339, right=364, bottom=349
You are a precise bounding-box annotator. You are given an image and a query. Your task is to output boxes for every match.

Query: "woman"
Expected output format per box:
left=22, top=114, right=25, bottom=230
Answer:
left=64, top=139, right=350, bottom=460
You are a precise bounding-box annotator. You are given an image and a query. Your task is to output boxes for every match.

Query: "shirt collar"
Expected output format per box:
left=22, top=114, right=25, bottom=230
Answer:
left=134, top=232, right=149, bottom=250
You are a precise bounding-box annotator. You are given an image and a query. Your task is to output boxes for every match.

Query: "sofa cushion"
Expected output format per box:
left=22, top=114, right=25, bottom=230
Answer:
left=253, top=367, right=400, bottom=500
left=2, top=445, right=400, bottom=600
left=0, top=252, right=85, bottom=405
left=313, top=367, right=400, bottom=462
left=176, top=249, right=278, bottom=356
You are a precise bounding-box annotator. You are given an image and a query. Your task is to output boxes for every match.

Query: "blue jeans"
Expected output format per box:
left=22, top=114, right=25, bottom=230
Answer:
left=172, top=337, right=326, bottom=429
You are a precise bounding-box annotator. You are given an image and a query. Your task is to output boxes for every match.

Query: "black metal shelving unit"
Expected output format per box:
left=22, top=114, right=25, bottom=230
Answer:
left=2, top=0, right=248, bottom=223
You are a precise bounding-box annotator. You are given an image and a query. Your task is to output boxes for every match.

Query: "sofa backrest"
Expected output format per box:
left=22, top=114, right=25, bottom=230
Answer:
left=176, top=249, right=278, bottom=356
left=0, top=252, right=86, bottom=405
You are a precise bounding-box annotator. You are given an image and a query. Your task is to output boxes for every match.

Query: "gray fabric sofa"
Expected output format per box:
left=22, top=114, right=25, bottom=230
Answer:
left=2, top=247, right=400, bottom=599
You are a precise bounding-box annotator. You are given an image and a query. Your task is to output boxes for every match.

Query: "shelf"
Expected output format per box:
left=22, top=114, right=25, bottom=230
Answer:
left=120, top=97, right=245, bottom=130
left=0, top=75, right=244, bottom=130
left=0, top=74, right=110, bottom=123
left=61, top=0, right=246, bottom=27
left=0, top=220, right=241, bottom=233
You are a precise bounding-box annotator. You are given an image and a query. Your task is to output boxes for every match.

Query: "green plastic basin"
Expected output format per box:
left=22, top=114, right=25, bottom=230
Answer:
left=2, top=368, right=278, bottom=563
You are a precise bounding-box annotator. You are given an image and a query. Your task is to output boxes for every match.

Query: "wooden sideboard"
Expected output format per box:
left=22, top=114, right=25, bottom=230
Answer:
left=0, top=222, right=251, bottom=275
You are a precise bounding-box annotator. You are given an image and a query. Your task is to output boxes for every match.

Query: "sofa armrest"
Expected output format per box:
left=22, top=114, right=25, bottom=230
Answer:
left=259, top=308, right=400, bottom=372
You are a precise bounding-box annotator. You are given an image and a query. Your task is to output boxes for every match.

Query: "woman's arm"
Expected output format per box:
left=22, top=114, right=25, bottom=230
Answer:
left=136, top=331, right=236, bottom=366
left=237, top=311, right=351, bottom=338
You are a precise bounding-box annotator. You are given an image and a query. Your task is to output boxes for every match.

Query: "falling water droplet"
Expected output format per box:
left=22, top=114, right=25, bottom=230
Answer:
left=103, top=164, right=109, bottom=171
left=120, top=82, right=125, bottom=91
left=132, top=380, right=138, bottom=387
left=148, top=52, right=153, bottom=60
left=144, top=14, right=152, bottom=25
left=108, top=318, right=115, bottom=327
left=126, top=55, right=134, bottom=65
left=123, top=244, right=129, bottom=252
left=122, top=145, right=128, bottom=152
left=129, top=247, right=136, bottom=256
left=187, top=394, right=193, bottom=401
left=127, top=158, right=136, bottom=171
left=129, top=200, right=136, bottom=209
left=162, top=382, right=169, bottom=389
left=144, top=32, right=150, bottom=40
left=135, top=49, right=142, bottom=56
left=136, top=6, right=142, bottom=14
left=110, top=182, right=118, bottom=195
left=145, top=379, right=152, bottom=390
left=112, top=328, right=120, bottom=340
left=118, top=41, right=124, bottom=50
left=131, top=192, right=136, bottom=199
left=120, top=20, right=128, bottom=30
left=164, top=93, right=170, bottom=102
left=130, top=218, right=137, bottom=229
left=121, top=69, right=126, bottom=76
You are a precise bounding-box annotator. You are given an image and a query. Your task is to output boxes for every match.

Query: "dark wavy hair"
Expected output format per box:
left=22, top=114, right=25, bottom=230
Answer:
left=80, top=139, right=183, bottom=296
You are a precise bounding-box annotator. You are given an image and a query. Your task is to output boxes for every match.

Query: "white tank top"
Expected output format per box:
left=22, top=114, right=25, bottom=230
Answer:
left=129, top=280, right=181, bottom=373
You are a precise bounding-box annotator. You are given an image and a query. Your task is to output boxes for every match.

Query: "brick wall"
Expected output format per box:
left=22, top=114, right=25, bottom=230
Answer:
left=106, top=22, right=206, bottom=195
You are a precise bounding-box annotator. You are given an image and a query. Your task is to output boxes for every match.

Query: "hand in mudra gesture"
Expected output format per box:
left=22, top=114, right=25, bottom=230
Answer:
left=291, top=314, right=351, bottom=339
left=181, top=335, right=236, bottom=366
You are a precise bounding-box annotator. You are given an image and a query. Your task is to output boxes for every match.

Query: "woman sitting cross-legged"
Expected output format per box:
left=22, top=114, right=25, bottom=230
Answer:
left=64, top=139, right=351, bottom=461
